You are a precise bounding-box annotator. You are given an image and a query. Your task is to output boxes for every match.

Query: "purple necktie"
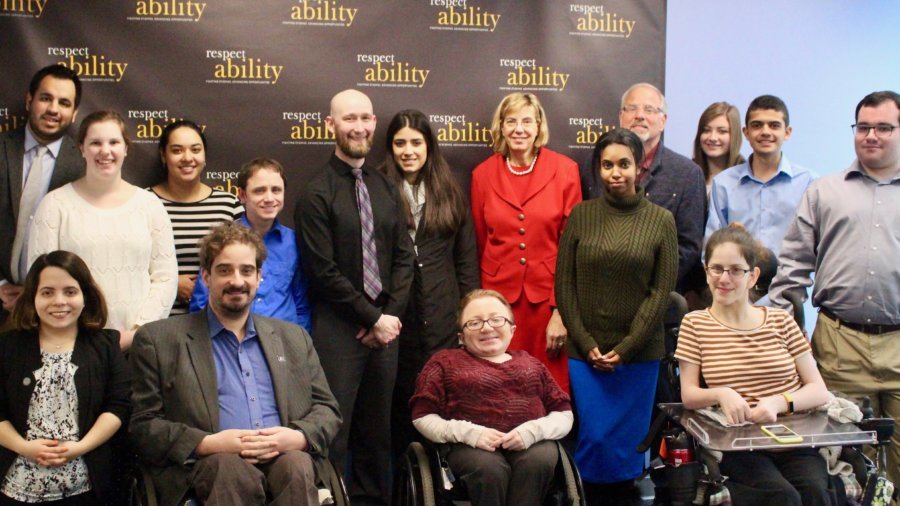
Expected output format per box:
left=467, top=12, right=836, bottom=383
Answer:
left=352, top=168, right=382, bottom=300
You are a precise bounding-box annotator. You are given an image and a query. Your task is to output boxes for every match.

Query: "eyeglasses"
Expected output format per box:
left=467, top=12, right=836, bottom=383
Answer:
left=705, top=266, right=752, bottom=278
left=462, top=316, right=513, bottom=331
left=852, top=123, right=897, bottom=138
left=622, top=104, right=662, bottom=115
left=503, top=117, right=537, bottom=129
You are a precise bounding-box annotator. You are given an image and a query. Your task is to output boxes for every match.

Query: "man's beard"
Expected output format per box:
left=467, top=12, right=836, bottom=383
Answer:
left=337, top=132, right=372, bottom=159
left=628, top=125, right=651, bottom=143
left=215, top=287, right=252, bottom=315
left=29, top=115, right=69, bottom=143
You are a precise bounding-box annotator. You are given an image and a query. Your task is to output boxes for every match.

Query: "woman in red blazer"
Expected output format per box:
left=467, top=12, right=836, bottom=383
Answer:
left=471, top=92, right=582, bottom=392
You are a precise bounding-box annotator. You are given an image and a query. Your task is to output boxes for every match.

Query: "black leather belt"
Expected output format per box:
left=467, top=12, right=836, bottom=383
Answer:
left=820, top=307, right=900, bottom=335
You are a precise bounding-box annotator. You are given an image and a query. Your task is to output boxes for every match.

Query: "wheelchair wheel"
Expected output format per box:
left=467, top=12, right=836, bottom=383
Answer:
left=545, top=441, right=586, bottom=506
left=395, top=442, right=437, bottom=506
left=130, top=466, right=158, bottom=506
left=132, top=458, right=347, bottom=506
left=319, top=458, right=349, bottom=506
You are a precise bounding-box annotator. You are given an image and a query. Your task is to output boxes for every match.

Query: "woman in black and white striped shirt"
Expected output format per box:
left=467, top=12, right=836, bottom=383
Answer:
left=149, top=120, right=243, bottom=314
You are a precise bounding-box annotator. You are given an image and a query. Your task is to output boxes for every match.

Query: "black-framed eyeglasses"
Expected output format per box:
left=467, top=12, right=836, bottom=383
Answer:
left=705, top=265, right=752, bottom=278
left=851, top=123, right=897, bottom=138
left=462, top=316, right=513, bottom=331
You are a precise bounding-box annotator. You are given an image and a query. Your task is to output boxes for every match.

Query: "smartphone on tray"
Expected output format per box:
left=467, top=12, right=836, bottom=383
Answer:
left=761, top=424, right=803, bottom=444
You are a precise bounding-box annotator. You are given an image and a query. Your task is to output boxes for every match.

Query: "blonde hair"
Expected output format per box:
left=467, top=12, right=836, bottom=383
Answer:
left=489, top=92, right=550, bottom=157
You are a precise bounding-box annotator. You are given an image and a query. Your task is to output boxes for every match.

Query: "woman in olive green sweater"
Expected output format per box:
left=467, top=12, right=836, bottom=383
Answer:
left=555, top=128, right=677, bottom=505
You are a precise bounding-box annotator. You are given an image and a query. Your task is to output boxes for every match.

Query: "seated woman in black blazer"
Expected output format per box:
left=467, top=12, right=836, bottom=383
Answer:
left=0, top=250, right=130, bottom=505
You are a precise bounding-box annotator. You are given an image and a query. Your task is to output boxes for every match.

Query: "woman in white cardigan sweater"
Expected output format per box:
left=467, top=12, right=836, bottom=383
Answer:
left=29, top=111, right=177, bottom=350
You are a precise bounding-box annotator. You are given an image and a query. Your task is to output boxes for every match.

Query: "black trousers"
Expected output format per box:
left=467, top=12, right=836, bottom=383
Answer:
left=0, top=491, right=99, bottom=506
left=313, top=304, right=398, bottom=506
left=445, top=440, right=558, bottom=506
left=720, top=448, right=834, bottom=506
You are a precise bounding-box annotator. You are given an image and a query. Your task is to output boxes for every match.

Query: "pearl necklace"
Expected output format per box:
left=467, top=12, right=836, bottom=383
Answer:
left=506, top=151, right=538, bottom=176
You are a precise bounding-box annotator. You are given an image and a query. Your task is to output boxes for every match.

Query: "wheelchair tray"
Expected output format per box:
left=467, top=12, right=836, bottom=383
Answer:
left=658, top=403, right=877, bottom=451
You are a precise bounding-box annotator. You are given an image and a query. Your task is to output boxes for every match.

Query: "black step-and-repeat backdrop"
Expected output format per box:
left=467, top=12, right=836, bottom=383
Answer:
left=1, top=0, right=665, bottom=224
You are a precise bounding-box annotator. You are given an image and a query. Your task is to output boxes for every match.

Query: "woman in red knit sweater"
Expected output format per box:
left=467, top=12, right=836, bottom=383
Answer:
left=409, top=289, right=573, bottom=506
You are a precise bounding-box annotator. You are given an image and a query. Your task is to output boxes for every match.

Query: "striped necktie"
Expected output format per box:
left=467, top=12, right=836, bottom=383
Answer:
left=352, top=168, right=382, bottom=300
left=11, top=145, right=48, bottom=283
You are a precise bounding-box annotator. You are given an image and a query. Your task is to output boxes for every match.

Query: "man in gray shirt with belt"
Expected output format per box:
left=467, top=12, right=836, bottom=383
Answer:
left=769, top=90, right=900, bottom=484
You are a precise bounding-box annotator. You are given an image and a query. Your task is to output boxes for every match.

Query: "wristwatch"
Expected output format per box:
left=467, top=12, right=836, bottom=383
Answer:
left=782, top=392, right=795, bottom=415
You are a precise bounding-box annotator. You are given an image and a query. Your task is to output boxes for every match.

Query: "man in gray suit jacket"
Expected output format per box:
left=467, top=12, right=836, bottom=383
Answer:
left=0, top=64, right=84, bottom=315
left=130, top=222, right=341, bottom=506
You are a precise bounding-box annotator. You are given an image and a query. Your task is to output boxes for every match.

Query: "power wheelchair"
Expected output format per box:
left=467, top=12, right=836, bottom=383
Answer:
left=645, top=291, right=896, bottom=505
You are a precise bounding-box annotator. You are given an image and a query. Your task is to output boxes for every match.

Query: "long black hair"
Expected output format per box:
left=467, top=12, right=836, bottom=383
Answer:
left=381, top=109, right=467, bottom=235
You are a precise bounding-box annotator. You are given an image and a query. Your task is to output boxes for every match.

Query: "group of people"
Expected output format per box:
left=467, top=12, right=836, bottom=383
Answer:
left=0, top=63, right=896, bottom=506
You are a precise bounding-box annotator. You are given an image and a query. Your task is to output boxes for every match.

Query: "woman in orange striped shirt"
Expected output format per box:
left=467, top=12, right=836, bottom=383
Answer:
left=675, top=224, right=831, bottom=506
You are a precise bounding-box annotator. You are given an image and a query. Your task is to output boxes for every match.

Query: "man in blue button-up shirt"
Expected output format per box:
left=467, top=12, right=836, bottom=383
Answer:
left=131, top=222, right=341, bottom=506
left=191, top=158, right=311, bottom=331
left=706, top=95, right=817, bottom=257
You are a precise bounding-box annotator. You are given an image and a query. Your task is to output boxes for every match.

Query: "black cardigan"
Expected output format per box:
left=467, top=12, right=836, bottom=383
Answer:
left=402, top=209, right=480, bottom=360
left=0, top=328, right=131, bottom=502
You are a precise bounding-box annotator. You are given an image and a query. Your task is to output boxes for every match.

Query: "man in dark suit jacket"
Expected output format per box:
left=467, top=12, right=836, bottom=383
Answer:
left=581, top=82, right=705, bottom=294
left=0, top=64, right=84, bottom=315
left=296, top=89, right=415, bottom=505
left=130, top=222, right=341, bottom=506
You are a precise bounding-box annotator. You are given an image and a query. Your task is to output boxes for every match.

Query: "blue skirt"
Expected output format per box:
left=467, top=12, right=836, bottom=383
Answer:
left=569, top=358, right=659, bottom=484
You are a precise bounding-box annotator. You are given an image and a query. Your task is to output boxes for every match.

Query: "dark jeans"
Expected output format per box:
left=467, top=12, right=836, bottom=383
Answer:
left=720, top=448, right=834, bottom=506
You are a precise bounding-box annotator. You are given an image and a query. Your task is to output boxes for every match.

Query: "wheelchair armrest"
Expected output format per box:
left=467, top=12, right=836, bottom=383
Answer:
left=856, top=417, right=894, bottom=444
left=637, top=410, right=671, bottom=453
left=136, top=464, right=158, bottom=506
left=668, top=291, right=689, bottom=325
